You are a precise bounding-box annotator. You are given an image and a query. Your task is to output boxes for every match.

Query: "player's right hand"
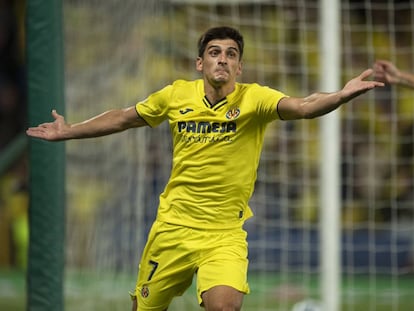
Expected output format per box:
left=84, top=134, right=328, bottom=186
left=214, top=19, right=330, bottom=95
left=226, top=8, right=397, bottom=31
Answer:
left=26, top=109, right=69, bottom=141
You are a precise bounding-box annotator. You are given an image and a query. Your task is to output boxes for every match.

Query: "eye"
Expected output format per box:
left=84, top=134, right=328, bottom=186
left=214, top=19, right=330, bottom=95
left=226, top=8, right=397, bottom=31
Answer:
left=209, top=49, right=220, bottom=57
left=227, top=51, right=236, bottom=58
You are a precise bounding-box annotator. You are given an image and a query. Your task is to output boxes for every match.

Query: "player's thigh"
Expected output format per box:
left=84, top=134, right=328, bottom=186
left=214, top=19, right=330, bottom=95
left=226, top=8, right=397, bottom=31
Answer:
left=196, top=227, right=250, bottom=306
left=134, top=221, right=197, bottom=310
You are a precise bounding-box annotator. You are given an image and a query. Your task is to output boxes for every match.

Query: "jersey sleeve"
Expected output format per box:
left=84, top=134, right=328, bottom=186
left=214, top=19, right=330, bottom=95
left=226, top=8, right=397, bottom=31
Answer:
left=135, top=84, right=173, bottom=127
left=253, top=85, right=288, bottom=122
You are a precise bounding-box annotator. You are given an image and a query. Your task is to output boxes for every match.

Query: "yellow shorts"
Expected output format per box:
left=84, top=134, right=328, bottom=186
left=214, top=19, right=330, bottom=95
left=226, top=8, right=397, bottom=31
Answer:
left=132, top=220, right=250, bottom=310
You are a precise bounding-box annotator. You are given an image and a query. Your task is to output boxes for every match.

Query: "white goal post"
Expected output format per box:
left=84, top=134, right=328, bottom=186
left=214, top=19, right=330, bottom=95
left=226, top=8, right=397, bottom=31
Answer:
left=319, top=0, right=341, bottom=310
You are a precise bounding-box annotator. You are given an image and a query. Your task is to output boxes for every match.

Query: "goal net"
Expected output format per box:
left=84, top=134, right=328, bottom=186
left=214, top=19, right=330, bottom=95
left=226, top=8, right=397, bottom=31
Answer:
left=62, top=0, right=414, bottom=310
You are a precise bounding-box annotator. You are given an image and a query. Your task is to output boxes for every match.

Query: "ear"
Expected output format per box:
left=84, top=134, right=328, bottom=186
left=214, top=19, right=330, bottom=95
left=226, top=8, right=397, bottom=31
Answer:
left=196, top=57, right=203, bottom=72
left=236, top=61, right=243, bottom=76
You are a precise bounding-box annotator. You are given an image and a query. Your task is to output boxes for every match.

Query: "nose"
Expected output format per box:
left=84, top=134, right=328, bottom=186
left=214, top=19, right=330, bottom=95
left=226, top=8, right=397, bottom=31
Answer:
left=218, top=52, right=227, bottom=64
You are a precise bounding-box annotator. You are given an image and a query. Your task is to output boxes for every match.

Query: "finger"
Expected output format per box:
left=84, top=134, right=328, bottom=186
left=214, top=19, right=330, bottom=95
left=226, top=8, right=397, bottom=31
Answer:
left=373, top=63, right=383, bottom=71
left=359, top=68, right=374, bottom=80
left=374, top=60, right=388, bottom=67
left=26, top=128, right=46, bottom=138
left=365, top=81, right=384, bottom=89
left=51, top=109, right=63, bottom=120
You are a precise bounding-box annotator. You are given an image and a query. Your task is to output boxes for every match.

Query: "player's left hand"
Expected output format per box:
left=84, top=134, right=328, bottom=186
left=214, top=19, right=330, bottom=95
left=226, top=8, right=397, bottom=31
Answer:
left=340, top=69, right=384, bottom=102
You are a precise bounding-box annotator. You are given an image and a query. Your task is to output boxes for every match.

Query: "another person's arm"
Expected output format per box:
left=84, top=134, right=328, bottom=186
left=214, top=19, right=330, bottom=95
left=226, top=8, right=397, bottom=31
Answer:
left=26, top=106, right=148, bottom=141
left=373, top=60, right=414, bottom=89
left=277, top=69, right=384, bottom=120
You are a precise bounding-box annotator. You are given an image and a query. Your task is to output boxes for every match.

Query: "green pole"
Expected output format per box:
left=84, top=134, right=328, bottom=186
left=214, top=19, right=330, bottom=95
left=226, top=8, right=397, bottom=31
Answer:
left=26, top=0, right=65, bottom=310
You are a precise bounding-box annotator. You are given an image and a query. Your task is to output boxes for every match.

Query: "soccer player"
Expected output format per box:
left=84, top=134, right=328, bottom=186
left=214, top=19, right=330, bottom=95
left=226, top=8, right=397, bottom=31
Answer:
left=374, top=59, right=414, bottom=89
left=26, top=26, right=384, bottom=311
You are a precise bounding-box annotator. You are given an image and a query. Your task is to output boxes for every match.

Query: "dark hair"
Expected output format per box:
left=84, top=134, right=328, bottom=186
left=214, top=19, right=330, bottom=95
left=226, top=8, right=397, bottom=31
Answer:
left=197, top=26, right=244, bottom=59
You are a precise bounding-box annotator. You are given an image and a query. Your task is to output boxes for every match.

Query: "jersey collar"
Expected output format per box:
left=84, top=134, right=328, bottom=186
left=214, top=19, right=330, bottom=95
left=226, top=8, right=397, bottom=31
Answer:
left=202, top=96, right=228, bottom=111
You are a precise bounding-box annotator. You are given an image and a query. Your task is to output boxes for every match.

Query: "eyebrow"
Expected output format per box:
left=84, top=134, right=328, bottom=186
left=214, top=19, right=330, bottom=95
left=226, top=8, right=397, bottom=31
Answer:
left=207, top=45, right=239, bottom=54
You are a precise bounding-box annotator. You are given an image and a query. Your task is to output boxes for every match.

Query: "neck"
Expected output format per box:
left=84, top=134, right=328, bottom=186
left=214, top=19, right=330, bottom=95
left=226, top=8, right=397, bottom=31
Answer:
left=204, top=80, right=235, bottom=104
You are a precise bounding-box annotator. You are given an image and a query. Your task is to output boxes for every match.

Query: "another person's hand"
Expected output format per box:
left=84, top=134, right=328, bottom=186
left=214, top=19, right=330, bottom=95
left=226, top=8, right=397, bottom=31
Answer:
left=373, top=60, right=401, bottom=85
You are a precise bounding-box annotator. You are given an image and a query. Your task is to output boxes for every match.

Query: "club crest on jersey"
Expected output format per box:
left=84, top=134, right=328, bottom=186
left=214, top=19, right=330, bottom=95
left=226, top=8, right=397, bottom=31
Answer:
left=226, top=108, right=240, bottom=120
left=141, top=285, right=150, bottom=298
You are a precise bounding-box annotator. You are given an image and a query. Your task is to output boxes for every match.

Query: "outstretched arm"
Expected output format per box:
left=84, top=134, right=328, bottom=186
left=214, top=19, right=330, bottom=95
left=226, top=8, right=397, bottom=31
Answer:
left=276, top=69, right=384, bottom=120
left=373, top=60, right=414, bottom=89
left=26, top=106, right=148, bottom=141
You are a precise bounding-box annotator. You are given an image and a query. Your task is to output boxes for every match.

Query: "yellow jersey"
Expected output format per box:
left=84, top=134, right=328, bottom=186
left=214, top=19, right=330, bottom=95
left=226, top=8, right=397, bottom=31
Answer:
left=136, top=79, right=287, bottom=229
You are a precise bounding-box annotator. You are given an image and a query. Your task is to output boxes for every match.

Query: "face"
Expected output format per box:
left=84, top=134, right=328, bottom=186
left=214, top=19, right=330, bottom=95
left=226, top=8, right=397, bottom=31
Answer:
left=196, top=39, right=242, bottom=87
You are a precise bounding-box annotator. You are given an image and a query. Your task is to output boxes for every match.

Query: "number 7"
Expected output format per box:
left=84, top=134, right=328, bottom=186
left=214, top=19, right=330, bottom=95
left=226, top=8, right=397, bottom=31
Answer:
left=147, top=260, right=159, bottom=281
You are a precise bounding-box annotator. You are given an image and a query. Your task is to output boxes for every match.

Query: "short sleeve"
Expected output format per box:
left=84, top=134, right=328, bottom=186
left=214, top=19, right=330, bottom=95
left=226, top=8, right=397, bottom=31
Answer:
left=253, top=84, right=288, bottom=122
left=135, top=84, right=173, bottom=127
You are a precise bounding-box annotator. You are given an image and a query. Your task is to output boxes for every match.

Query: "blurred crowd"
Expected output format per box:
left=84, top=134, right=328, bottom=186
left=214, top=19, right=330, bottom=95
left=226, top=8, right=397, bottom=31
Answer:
left=0, top=0, right=28, bottom=269
left=0, top=0, right=25, bottom=149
